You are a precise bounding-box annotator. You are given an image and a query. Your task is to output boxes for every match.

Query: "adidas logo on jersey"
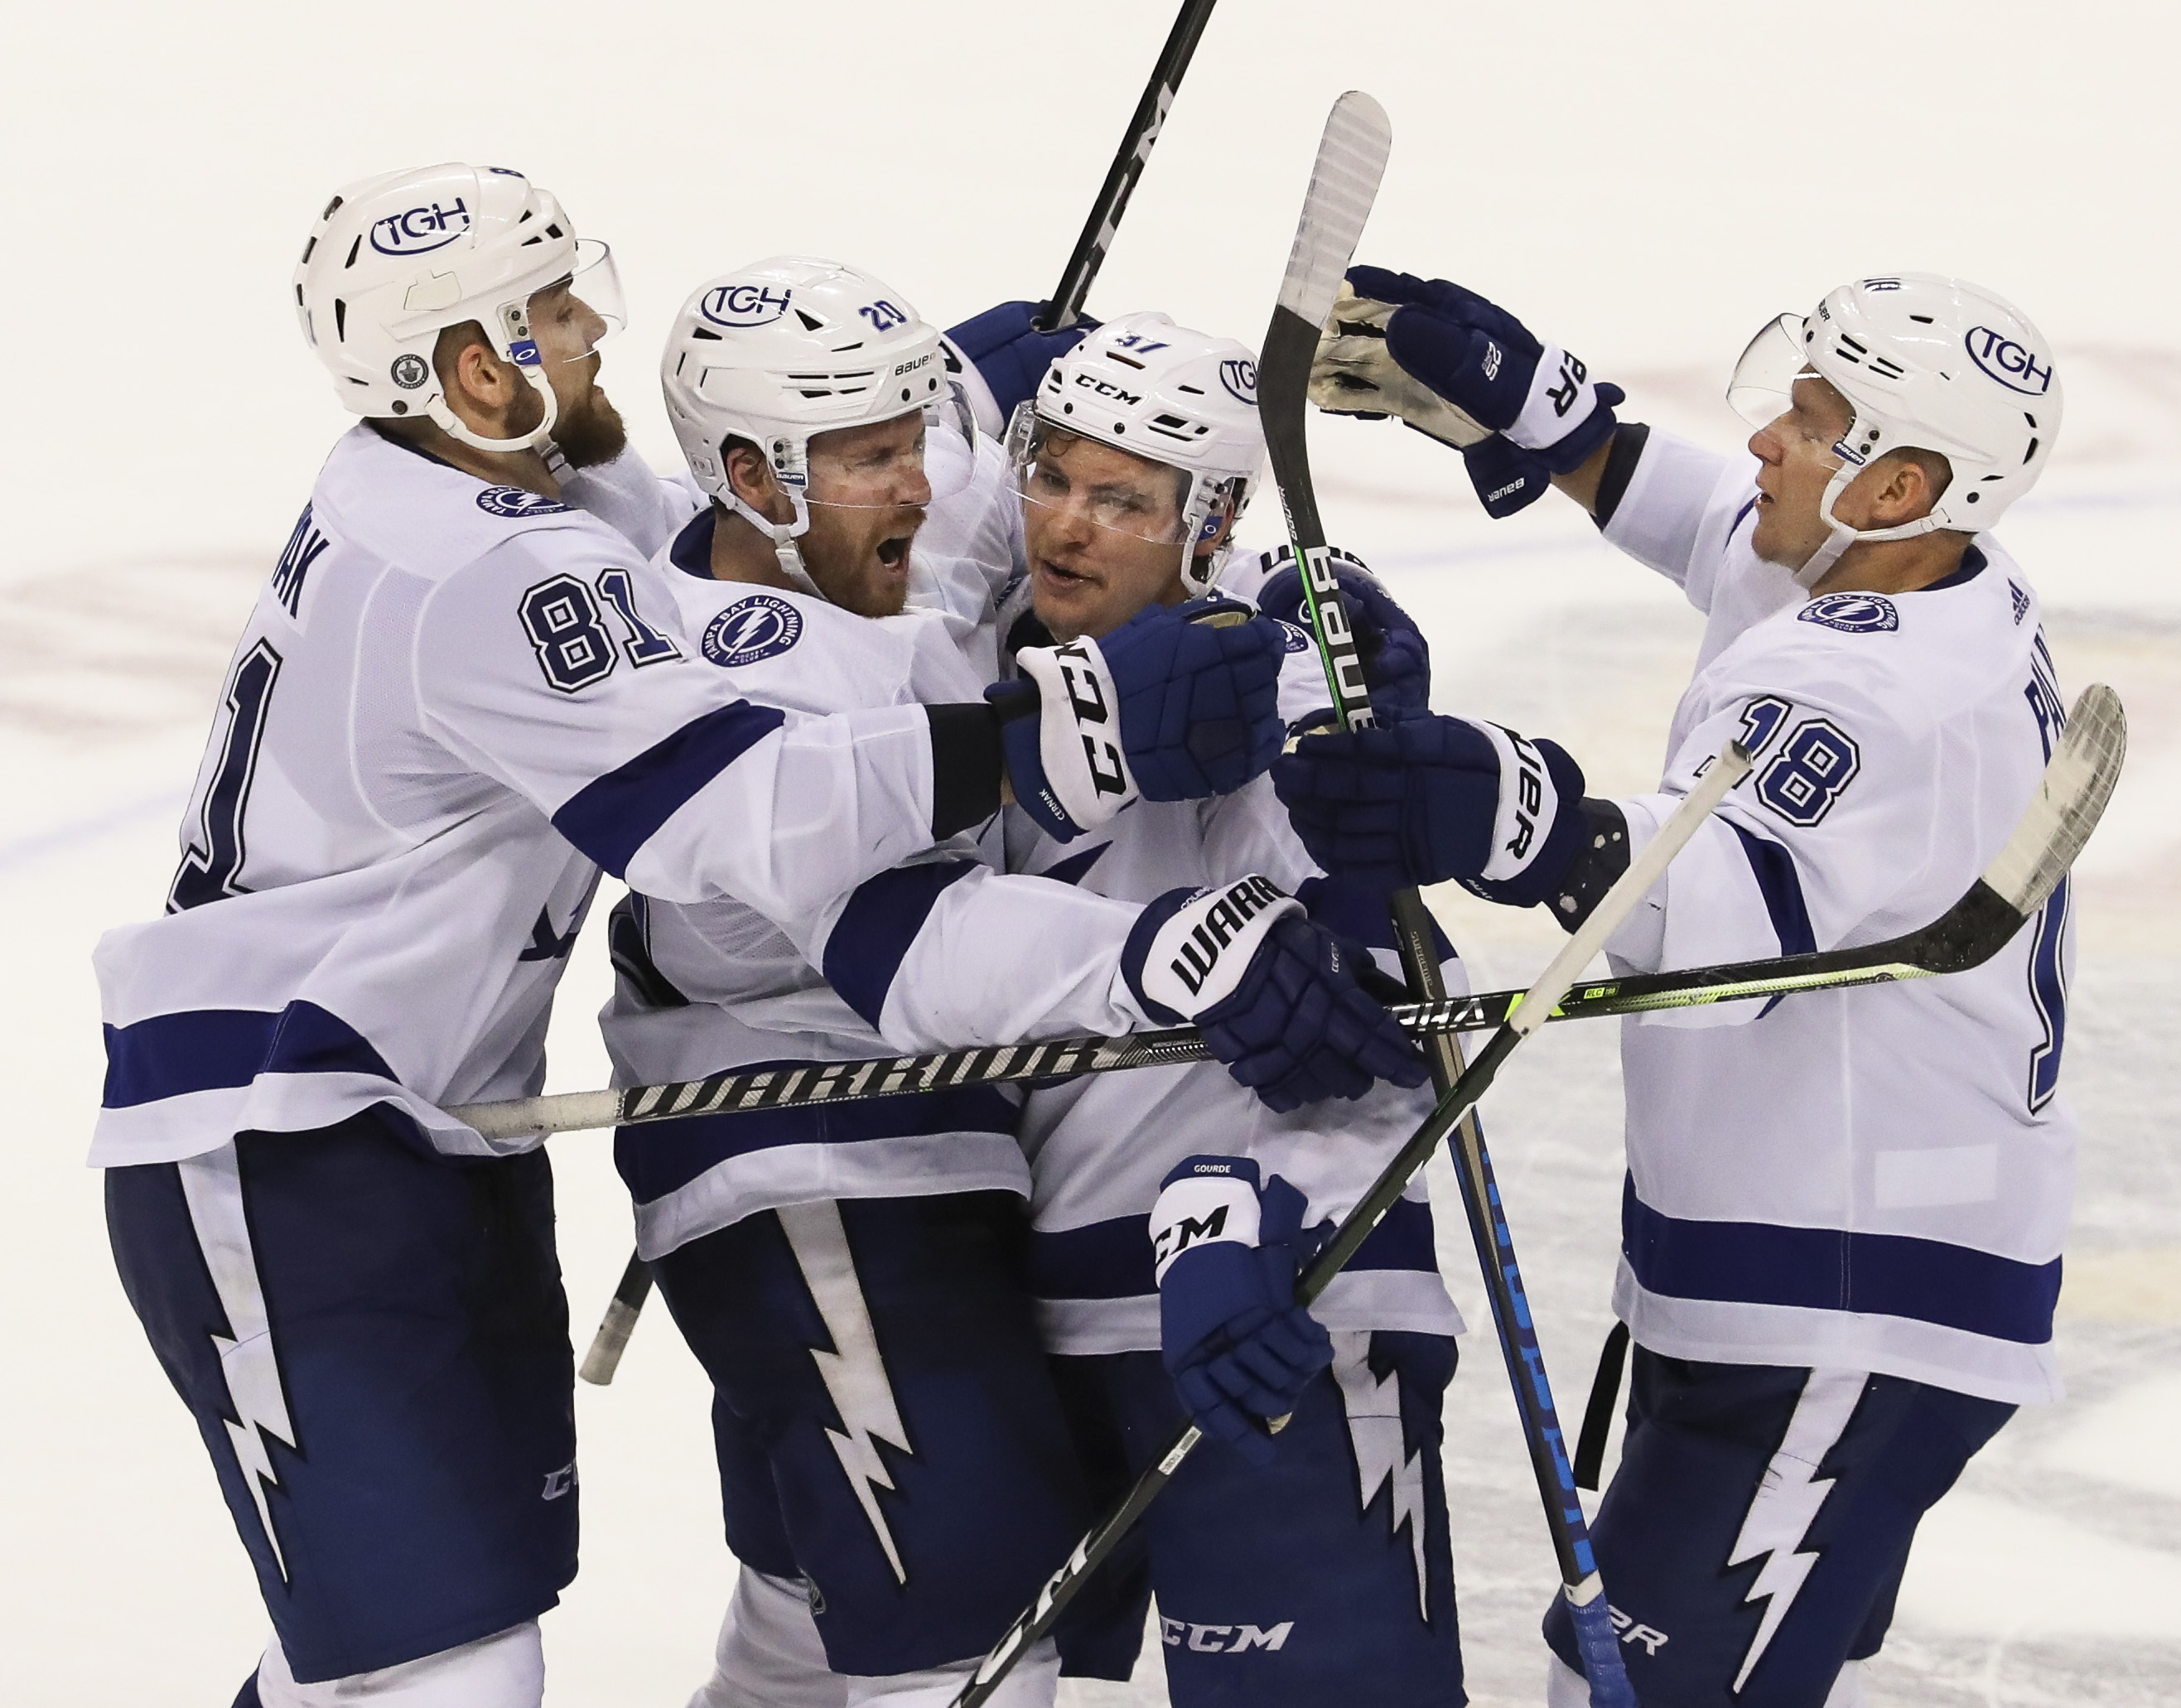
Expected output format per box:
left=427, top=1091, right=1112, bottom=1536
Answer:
left=1159, top=1618, right=1293, bottom=1654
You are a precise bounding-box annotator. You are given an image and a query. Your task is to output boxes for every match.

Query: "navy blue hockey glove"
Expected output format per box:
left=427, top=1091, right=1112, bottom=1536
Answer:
left=1122, top=876, right=1427, bottom=1112
left=1153, top=1157, right=1334, bottom=1466
left=987, top=599, right=1285, bottom=840
left=1272, top=712, right=1589, bottom=905
left=1254, top=545, right=1432, bottom=724
left=1314, top=268, right=1623, bottom=477
left=1461, top=433, right=1557, bottom=520
left=944, top=300, right=1098, bottom=430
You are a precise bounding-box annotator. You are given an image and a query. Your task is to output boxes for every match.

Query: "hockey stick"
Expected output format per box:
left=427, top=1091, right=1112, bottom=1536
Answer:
left=1251, top=90, right=1643, bottom=1708
left=1033, top=0, right=1219, bottom=332
left=947, top=730, right=1754, bottom=1706
left=577, top=1252, right=654, bottom=1387
left=455, top=684, right=2126, bottom=1146
left=943, top=680, right=2127, bottom=1704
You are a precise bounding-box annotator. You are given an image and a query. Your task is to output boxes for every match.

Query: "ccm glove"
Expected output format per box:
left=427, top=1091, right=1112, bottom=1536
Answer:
left=944, top=300, right=1098, bottom=431
left=988, top=599, right=1286, bottom=840
left=1315, top=268, right=1624, bottom=476
left=1254, top=545, right=1432, bottom=724
left=1153, top=1156, right=1334, bottom=1466
left=1122, top=876, right=1427, bottom=1112
left=1272, top=712, right=1590, bottom=905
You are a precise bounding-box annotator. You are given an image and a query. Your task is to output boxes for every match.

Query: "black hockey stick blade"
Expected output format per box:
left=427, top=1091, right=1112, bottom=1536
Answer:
left=577, top=1252, right=654, bottom=1386
left=449, top=684, right=2126, bottom=1144
left=1035, top=0, right=1219, bottom=331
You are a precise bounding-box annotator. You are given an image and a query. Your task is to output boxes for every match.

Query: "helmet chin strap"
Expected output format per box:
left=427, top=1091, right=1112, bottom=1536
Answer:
left=427, top=364, right=562, bottom=456
left=1793, top=462, right=1946, bottom=590
left=723, top=490, right=825, bottom=600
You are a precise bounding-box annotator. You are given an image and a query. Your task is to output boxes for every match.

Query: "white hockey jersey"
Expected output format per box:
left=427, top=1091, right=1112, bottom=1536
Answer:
left=600, top=466, right=1160, bottom=1259
left=1006, top=614, right=1464, bottom=1358
left=1595, top=428, right=2077, bottom=1404
left=93, top=427, right=988, bottom=1168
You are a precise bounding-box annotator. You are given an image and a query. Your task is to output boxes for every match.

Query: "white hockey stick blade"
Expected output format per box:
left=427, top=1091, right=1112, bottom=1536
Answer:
left=1274, top=91, right=1391, bottom=328
left=1984, top=682, right=2126, bottom=915
left=1510, top=736, right=1754, bottom=1038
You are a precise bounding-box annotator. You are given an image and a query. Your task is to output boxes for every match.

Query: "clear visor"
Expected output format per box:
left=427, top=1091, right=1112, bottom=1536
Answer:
left=799, top=393, right=977, bottom=513
left=1727, top=313, right=1831, bottom=430
left=1006, top=401, right=1196, bottom=546
left=524, top=240, right=626, bottom=364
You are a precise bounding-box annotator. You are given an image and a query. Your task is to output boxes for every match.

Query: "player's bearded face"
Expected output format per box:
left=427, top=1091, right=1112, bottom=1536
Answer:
left=1020, top=432, right=1193, bottom=640
left=1749, top=373, right=1855, bottom=571
left=529, top=281, right=627, bottom=469
left=799, top=413, right=932, bottom=618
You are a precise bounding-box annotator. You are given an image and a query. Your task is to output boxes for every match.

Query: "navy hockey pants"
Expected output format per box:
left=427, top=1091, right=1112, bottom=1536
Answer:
left=654, top=1190, right=1096, bottom=1677
left=1050, top=1330, right=1466, bottom=1706
left=105, top=1112, right=577, bottom=1683
left=1542, top=1348, right=2015, bottom=1706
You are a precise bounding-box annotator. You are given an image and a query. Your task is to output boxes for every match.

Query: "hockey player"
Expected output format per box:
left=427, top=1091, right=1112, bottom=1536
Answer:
left=993, top=315, right=1469, bottom=1706
left=601, top=263, right=1426, bottom=1708
left=1281, top=268, right=2072, bottom=1707
left=93, top=171, right=1301, bottom=1708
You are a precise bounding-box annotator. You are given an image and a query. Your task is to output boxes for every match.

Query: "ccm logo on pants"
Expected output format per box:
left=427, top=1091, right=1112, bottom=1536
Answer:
left=1159, top=1619, right=1293, bottom=1653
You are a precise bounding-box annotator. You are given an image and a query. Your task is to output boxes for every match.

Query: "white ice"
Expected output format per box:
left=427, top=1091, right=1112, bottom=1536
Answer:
left=3, top=3, right=2177, bottom=1703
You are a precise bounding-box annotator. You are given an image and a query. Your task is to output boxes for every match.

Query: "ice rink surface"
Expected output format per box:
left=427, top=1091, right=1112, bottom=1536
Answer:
left=4, top=2, right=2178, bottom=1701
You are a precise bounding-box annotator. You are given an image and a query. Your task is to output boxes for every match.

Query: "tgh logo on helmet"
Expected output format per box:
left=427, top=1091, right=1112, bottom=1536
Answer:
left=701, top=284, right=793, bottom=329
left=370, top=199, right=471, bottom=258
left=1963, top=326, right=2053, bottom=396
left=1220, top=359, right=1259, bottom=405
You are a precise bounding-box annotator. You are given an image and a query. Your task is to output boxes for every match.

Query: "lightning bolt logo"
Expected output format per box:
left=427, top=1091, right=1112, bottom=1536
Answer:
left=1331, top=1332, right=1431, bottom=1619
left=177, top=1149, right=299, bottom=1580
left=776, top=1200, right=914, bottom=1583
left=1725, top=1371, right=1866, bottom=1691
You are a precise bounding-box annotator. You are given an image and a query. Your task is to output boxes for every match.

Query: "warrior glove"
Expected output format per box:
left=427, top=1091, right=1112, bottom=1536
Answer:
left=1152, top=1156, right=1333, bottom=1467
left=1122, top=876, right=1426, bottom=1113
left=988, top=599, right=1285, bottom=842
left=1273, top=713, right=1590, bottom=905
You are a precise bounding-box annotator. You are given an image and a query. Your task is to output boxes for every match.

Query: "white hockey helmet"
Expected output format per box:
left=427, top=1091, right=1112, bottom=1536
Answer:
left=660, top=255, right=972, bottom=589
left=1728, top=273, right=2060, bottom=586
left=293, top=162, right=625, bottom=454
left=1007, top=311, right=1264, bottom=597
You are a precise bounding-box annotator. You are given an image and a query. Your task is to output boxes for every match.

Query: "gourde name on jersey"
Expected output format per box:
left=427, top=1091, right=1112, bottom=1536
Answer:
left=1005, top=639, right=1463, bottom=1356
left=94, top=428, right=941, bottom=1168
left=1597, top=427, right=2075, bottom=1404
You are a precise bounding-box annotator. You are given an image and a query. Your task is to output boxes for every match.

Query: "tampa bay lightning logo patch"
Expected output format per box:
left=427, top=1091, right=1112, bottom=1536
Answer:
left=1276, top=620, right=1313, bottom=654
left=476, top=485, right=572, bottom=519
left=702, top=594, right=803, bottom=666
left=1797, top=592, right=1899, bottom=634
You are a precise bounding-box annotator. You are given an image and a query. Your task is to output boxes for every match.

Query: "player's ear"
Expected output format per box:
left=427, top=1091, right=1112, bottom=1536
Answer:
left=435, top=321, right=517, bottom=419
left=722, top=441, right=794, bottom=524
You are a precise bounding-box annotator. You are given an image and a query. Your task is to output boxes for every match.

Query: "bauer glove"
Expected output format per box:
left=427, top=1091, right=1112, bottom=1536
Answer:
left=1311, top=269, right=1624, bottom=477
left=1153, top=1156, right=1333, bottom=1466
left=1272, top=712, right=1590, bottom=905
